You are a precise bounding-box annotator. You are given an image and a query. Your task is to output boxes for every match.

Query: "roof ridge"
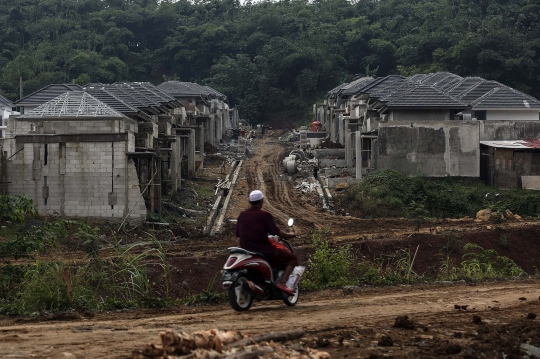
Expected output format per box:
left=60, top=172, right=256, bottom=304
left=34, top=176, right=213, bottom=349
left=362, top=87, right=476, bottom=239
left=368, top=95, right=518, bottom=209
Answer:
left=469, top=87, right=501, bottom=107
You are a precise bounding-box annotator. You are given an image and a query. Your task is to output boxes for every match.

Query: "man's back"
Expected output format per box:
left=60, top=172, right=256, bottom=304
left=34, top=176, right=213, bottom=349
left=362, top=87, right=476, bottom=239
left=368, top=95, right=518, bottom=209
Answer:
left=236, top=207, right=279, bottom=255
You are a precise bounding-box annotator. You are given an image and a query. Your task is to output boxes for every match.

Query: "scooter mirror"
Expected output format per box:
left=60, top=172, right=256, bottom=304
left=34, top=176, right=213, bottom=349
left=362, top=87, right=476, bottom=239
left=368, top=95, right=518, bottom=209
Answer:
left=287, top=218, right=294, bottom=227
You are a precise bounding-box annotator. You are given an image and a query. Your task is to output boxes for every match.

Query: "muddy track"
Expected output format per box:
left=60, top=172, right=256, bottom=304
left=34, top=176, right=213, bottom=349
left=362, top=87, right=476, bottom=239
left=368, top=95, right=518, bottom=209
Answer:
left=242, top=137, right=359, bottom=236
left=232, top=137, right=538, bottom=243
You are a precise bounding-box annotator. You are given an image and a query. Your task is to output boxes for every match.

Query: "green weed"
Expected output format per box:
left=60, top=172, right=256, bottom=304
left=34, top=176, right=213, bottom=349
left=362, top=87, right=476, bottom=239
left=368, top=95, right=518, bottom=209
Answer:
left=0, top=195, right=37, bottom=223
left=499, top=234, right=510, bottom=249
left=184, top=273, right=226, bottom=306
left=302, top=229, right=353, bottom=289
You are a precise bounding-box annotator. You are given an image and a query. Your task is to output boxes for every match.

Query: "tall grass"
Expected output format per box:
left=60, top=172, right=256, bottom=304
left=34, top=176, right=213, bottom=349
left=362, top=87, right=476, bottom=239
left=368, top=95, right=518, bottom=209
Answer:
left=0, top=226, right=175, bottom=315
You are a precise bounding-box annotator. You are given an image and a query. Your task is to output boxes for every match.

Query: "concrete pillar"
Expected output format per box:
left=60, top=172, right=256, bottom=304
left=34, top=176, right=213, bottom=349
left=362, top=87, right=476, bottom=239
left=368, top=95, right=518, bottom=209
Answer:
left=216, top=114, right=223, bottom=143
left=171, top=135, right=181, bottom=195
left=0, top=149, right=6, bottom=195
left=209, top=116, right=215, bottom=147
left=300, top=131, right=308, bottom=149
left=187, top=128, right=196, bottom=179
left=345, top=129, right=353, bottom=168
left=199, top=122, right=205, bottom=153
left=330, top=111, right=335, bottom=141
left=355, top=131, right=362, bottom=179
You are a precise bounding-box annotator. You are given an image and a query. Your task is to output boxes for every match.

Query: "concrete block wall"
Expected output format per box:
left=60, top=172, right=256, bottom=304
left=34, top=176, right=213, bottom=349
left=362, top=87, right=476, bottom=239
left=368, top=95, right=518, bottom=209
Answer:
left=375, top=120, right=480, bottom=177
left=6, top=140, right=146, bottom=220
left=479, top=121, right=540, bottom=141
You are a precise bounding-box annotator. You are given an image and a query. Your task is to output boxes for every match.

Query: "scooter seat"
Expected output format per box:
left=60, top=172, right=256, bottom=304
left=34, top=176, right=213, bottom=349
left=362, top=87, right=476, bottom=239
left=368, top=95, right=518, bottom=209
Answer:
left=228, top=247, right=267, bottom=260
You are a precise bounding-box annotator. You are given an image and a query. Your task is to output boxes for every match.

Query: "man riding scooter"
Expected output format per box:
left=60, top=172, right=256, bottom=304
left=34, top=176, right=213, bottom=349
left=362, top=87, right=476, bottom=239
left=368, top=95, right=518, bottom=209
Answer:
left=236, top=190, right=297, bottom=296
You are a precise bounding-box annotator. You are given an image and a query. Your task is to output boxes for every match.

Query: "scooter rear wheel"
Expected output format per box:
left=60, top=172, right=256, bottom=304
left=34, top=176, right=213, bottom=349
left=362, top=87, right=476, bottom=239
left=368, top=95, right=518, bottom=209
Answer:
left=228, top=276, right=254, bottom=311
left=282, top=286, right=299, bottom=306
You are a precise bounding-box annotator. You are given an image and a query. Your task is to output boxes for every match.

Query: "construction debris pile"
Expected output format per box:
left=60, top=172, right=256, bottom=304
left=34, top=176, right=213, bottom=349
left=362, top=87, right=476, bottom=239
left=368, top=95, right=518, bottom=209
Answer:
left=475, top=208, right=523, bottom=222
left=131, top=328, right=330, bottom=359
left=295, top=177, right=318, bottom=193
left=213, top=138, right=255, bottom=163
left=316, top=138, right=343, bottom=149
left=279, top=130, right=300, bottom=142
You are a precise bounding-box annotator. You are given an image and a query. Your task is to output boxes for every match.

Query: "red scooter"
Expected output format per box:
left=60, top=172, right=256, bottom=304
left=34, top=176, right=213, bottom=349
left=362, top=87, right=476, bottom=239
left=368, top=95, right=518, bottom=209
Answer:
left=222, top=219, right=299, bottom=311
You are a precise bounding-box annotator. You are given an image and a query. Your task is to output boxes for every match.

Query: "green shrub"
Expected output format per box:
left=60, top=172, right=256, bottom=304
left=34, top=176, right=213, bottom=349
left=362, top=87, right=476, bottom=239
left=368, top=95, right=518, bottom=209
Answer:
left=0, top=195, right=37, bottom=223
left=302, top=229, right=353, bottom=289
left=345, top=170, right=540, bottom=219
left=0, top=220, right=78, bottom=260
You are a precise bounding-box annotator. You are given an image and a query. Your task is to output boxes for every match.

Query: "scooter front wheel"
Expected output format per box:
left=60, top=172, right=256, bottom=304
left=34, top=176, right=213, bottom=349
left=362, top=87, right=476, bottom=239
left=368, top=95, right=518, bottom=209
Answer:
left=228, top=276, right=254, bottom=311
left=282, top=286, right=299, bottom=306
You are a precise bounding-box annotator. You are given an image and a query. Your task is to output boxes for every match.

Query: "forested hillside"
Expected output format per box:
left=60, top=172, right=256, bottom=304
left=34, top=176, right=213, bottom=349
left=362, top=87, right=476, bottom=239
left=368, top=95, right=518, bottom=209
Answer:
left=1, top=0, right=539, bottom=123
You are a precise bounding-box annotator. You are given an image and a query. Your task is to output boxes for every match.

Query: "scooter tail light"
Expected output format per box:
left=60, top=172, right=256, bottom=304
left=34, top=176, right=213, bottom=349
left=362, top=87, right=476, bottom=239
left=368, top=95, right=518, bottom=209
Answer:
left=225, top=256, right=237, bottom=267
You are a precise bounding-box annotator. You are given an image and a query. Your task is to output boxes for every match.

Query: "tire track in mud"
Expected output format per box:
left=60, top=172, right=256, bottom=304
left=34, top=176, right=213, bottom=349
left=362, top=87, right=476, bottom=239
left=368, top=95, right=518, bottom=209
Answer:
left=241, top=137, right=358, bottom=237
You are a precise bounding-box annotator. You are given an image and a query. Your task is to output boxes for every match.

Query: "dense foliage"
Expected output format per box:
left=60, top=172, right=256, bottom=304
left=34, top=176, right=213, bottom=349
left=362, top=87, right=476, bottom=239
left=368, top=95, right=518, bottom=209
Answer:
left=1, top=0, right=540, bottom=123
left=344, top=170, right=540, bottom=218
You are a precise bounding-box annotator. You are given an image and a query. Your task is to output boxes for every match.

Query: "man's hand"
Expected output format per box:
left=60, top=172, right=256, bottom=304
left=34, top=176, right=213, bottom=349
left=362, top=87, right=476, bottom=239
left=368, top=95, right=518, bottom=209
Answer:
left=278, top=229, right=295, bottom=239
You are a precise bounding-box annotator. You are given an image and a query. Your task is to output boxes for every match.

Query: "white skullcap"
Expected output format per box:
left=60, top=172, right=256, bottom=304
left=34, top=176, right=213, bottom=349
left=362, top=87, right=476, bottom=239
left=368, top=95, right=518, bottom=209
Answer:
left=249, top=190, right=264, bottom=202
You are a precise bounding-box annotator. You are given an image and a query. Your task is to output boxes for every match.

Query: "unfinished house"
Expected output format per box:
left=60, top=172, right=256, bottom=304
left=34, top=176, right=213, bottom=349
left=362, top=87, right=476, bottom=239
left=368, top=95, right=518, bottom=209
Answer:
left=315, top=72, right=540, bottom=188
left=4, top=91, right=146, bottom=219
left=157, top=81, right=231, bottom=154
left=4, top=80, right=199, bottom=218
left=83, top=82, right=192, bottom=213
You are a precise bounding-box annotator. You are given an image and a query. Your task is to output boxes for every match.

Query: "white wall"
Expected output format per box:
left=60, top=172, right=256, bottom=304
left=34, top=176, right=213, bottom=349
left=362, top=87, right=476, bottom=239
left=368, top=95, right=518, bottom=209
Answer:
left=486, top=110, right=539, bottom=121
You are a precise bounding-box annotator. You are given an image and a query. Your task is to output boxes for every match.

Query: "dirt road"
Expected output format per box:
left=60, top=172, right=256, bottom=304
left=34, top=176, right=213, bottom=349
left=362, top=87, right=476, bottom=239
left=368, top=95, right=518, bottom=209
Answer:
left=0, top=280, right=538, bottom=358
left=1, top=135, right=539, bottom=358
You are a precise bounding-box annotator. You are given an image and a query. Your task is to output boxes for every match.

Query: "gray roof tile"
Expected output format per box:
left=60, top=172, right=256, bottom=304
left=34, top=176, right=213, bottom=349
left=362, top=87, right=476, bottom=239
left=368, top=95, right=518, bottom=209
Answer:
left=15, top=84, right=83, bottom=106
left=326, top=82, right=349, bottom=97
left=435, top=77, right=462, bottom=92
left=419, top=72, right=460, bottom=86
left=470, top=87, right=540, bottom=109
left=340, top=77, right=376, bottom=96
left=158, top=81, right=225, bottom=99
left=446, top=77, right=484, bottom=98
left=384, top=84, right=467, bottom=108
left=357, top=75, right=405, bottom=95
left=457, top=80, right=503, bottom=104
left=408, top=74, right=428, bottom=82
left=84, top=87, right=141, bottom=115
